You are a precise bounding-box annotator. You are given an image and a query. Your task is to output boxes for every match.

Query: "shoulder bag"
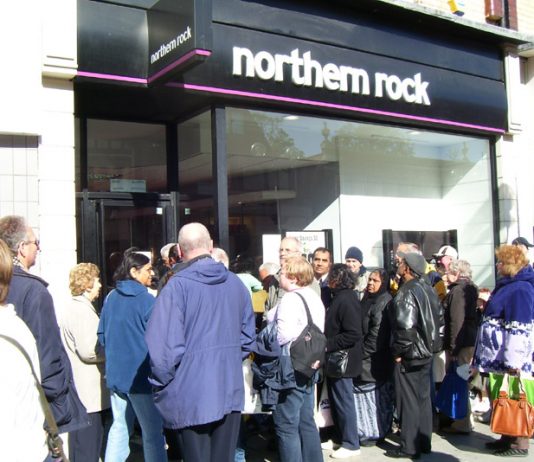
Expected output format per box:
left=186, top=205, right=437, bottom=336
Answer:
left=490, top=373, right=534, bottom=438
left=0, top=333, right=70, bottom=461
left=325, top=349, right=349, bottom=378
left=289, top=292, right=327, bottom=379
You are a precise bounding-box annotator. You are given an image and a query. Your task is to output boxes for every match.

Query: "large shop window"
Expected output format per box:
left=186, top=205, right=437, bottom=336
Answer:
left=177, top=112, right=215, bottom=227
left=224, top=108, right=494, bottom=287
left=84, top=120, right=166, bottom=193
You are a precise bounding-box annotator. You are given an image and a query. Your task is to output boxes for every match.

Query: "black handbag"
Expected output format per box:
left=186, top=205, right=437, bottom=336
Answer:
left=325, top=349, right=349, bottom=378
left=290, top=292, right=327, bottom=378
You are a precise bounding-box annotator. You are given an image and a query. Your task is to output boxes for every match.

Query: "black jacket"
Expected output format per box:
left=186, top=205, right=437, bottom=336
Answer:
left=325, top=288, right=363, bottom=378
left=8, top=267, right=89, bottom=433
left=360, top=290, right=393, bottom=382
left=443, top=278, right=479, bottom=355
left=391, top=277, right=441, bottom=367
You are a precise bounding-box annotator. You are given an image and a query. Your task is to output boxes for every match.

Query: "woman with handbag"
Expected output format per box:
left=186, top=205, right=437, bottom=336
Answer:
left=268, top=256, right=325, bottom=462
left=473, top=244, right=534, bottom=457
left=323, top=264, right=363, bottom=459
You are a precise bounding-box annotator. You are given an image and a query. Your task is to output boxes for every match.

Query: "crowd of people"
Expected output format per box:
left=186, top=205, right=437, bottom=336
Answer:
left=0, top=212, right=533, bottom=461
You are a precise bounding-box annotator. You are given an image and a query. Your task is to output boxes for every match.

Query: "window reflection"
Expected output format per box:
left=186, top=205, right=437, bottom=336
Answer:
left=86, top=120, right=166, bottom=193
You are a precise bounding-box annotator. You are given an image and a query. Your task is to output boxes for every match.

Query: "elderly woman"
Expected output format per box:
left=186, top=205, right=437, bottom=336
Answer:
left=98, top=249, right=167, bottom=462
left=440, top=259, right=479, bottom=435
left=61, top=263, right=110, bottom=462
left=267, top=256, right=324, bottom=462
left=323, top=263, right=363, bottom=459
left=354, top=268, right=394, bottom=446
left=473, top=245, right=534, bottom=457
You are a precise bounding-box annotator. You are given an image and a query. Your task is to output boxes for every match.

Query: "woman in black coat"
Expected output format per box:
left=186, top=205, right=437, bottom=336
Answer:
left=324, top=264, right=363, bottom=459
left=354, top=268, right=394, bottom=445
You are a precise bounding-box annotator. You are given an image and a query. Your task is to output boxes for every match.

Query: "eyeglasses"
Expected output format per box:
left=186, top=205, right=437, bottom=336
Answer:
left=24, top=239, right=40, bottom=248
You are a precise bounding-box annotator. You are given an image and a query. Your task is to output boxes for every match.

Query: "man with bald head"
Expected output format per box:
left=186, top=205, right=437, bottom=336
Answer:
left=145, top=223, right=256, bottom=462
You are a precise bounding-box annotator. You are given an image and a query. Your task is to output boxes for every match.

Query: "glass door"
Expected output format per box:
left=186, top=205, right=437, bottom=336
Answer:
left=76, top=191, right=178, bottom=295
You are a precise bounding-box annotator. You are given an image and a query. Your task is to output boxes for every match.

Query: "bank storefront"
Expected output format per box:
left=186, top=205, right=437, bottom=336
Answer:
left=75, top=0, right=515, bottom=290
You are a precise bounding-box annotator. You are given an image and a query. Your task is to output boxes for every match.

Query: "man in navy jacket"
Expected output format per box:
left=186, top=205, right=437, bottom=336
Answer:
left=0, top=215, right=88, bottom=436
left=146, top=222, right=256, bottom=462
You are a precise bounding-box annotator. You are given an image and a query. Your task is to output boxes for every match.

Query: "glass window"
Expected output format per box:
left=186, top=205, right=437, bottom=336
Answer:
left=85, top=120, right=166, bottom=193
left=225, top=108, right=494, bottom=287
left=177, top=111, right=214, bottom=227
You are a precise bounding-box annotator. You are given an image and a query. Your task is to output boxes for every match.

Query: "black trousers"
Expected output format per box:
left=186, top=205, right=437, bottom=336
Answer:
left=68, top=411, right=105, bottom=462
left=394, top=361, right=432, bottom=456
left=172, top=411, right=241, bottom=462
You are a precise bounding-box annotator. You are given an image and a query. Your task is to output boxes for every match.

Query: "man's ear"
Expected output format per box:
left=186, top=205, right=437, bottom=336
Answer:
left=17, top=241, right=26, bottom=258
left=208, top=240, right=214, bottom=252
left=176, top=244, right=183, bottom=259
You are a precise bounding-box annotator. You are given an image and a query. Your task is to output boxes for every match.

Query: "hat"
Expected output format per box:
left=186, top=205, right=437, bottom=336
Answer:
left=345, top=246, right=363, bottom=263
left=433, top=245, right=458, bottom=260
left=512, top=237, right=534, bottom=248
left=397, top=251, right=427, bottom=277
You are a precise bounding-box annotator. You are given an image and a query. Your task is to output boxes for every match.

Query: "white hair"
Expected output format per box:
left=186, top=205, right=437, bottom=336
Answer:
left=160, top=243, right=176, bottom=259
left=259, top=261, right=280, bottom=275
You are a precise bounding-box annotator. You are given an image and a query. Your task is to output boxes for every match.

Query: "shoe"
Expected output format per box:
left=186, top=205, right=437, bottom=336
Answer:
left=321, top=440, right=341, bottom=450
left=330, top=447, right=361, bottom=459
left=384, top=449, right=420, bottom=459
left=493, top=447, right=528, bottom=457
left=440, top=426, right=471, bottom=435
left=485, top=439, right=512, bottom=450
left=474, top=409, right=491, bottom=423
left=360, top=439, right=377, bottom=447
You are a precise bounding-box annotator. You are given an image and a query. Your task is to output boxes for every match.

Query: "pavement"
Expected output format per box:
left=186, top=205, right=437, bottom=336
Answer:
left=126, top=418, right=534, bottom=461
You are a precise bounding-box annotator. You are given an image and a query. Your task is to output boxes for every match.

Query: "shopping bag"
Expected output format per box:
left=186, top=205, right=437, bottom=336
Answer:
left=435, top=362, right=469, bottom=419
left=490, top=374, right=534, bottom=437
left=315, top=382, right=333, bottom=428
left=242, top=357, right=264, bottom=414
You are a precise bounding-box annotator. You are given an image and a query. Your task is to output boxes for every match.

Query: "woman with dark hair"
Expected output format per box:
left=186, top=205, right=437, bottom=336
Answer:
left=354, top=268, right=394, bottom=446
left=473, top=245, right=534, bottom=457
left=98, top=248, right=167, bottom=462
left=323, top=263, right=363, bottom=459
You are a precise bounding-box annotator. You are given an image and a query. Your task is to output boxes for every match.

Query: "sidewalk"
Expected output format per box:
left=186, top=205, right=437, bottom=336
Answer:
left=127, top=419, right=533, bottom=461
left=243, top=420, right=532, bottom=462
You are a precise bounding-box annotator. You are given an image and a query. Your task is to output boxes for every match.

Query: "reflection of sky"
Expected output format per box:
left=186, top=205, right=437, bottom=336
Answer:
left=271, top=112, right=488, bottom=162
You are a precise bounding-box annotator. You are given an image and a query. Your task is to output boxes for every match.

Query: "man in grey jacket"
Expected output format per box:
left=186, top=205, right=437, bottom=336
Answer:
left=386, top=251, right=441, bottom=460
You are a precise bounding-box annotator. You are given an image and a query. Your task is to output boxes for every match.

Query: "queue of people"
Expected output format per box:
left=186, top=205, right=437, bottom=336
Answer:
left=0, top=211, right=533, bottom=461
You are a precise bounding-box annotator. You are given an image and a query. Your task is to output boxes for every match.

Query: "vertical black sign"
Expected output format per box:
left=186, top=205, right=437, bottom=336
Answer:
left=147, top=0, right=212, bottom=83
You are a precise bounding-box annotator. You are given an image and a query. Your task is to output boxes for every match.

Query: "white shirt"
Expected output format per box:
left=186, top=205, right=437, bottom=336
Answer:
left=268, top=287, right=325, bottom=346
left=0, top=304, right=48, bottom=462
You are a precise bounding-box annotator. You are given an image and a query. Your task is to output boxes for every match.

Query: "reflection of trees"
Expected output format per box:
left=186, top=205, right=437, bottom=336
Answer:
left=331, top=123, right=415, bottom=158
left=252, top=113, right=304, bottom=158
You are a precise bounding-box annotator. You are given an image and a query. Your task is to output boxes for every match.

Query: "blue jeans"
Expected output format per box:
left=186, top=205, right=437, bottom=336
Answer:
left=272, top=384, right=323, bottom=462
left=105, top=391, right=167, bottom=462
left=328, top=377, right=360, bottom=450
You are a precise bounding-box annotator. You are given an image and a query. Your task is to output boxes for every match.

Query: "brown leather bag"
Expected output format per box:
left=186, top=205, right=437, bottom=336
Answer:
left=490, top=374, right=534, bottom=438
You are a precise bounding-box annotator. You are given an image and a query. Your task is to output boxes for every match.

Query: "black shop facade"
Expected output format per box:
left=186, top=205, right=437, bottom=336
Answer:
left=75, top=0, right=516, bottom=290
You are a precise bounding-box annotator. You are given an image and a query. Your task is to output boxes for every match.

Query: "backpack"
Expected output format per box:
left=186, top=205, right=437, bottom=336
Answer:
left=289, top=292, right=327, bottom=378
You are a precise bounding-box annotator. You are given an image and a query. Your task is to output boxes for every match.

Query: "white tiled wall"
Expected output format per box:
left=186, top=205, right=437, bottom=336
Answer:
left=0, top=135, right=40, bottom=228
